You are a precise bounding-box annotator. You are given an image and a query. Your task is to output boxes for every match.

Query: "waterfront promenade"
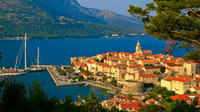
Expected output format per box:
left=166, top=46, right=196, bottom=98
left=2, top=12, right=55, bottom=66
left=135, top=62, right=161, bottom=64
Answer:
left=33, top=65, right=123, bottom=95
left=36, top=65, right=122, bottom=94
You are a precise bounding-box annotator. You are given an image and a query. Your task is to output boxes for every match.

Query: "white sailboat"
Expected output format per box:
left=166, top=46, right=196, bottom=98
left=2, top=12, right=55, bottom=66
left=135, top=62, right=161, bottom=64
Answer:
left=26, top=46, right=45, bottom=72
left=0, top=34, right=28, bottom=77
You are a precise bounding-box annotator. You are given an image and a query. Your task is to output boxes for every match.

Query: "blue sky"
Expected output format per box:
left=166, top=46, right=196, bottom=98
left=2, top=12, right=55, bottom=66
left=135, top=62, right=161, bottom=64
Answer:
left=77, top=0, right=151, bottom=16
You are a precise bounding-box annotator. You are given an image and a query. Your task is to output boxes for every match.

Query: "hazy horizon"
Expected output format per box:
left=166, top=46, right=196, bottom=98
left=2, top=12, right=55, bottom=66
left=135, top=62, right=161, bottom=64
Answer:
left=77, top=0, right=151, bottom=16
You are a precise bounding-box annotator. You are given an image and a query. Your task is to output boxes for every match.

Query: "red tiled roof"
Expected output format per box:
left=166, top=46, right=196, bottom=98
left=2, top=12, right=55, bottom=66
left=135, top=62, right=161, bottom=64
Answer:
left=164, top=77, right=174, bottom=81
left=128, top=73, right=135, bottom=76
left=169, top=56, right=175, bottom=59
left=145, top=54, right=164, bottom=57
left=146, top=98, right=157, bottom=104
left=120, top=102, right=140, bottom=111
left=141, top=74, right=158, bottom=78
left=194, top=86, right=200, bottom=91
left=197, top=99, right=200, bottom=106
left=172, top=78, right=186, bottom=82
left=128, top=64, right=140, bottom=68
left=164, top=75, right=192, bottom=83
left=170, top=94, right=191, bottom=102
left=109, top=98, right=120, bottom=102
left=88, top=61, right=95, bottom=64
left=101, top=63, right=112, bottom=68
left=144, top=66, right=161, bottom=69
left=141, top=59, right=159, bottom=63
left=167, top=63, right=183, bottom=67
left=142, top=50, right=152, bottom=54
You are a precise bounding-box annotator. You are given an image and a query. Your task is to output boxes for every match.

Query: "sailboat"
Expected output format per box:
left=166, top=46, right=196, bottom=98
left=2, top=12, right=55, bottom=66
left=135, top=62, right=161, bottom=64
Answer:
left=25, top=46, right=45, bottom=72
left=0, top=34, right=28, bottom=77
left=14, top=33, right=45, bottom=73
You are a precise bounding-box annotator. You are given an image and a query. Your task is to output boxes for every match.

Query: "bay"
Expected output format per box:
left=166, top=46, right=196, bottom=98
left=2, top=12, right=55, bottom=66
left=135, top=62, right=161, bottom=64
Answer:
left=0, top=36, right=187, bottom=101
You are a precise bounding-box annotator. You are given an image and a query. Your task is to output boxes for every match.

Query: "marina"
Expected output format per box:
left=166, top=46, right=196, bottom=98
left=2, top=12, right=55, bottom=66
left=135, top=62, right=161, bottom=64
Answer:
left=0, top=37, right=187, bottom=101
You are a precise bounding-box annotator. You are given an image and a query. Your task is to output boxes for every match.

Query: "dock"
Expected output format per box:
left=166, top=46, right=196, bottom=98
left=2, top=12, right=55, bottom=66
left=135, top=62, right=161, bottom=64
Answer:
left=33, top=65, right=122, bottom=94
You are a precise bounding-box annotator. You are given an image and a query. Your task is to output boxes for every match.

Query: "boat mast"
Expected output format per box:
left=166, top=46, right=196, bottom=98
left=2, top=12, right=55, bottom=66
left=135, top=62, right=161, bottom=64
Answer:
left=37, top=46, right=40, bottom=69
left=14, top=56, right=18, bottom=69
left=24, top=33, right=27, bottom=70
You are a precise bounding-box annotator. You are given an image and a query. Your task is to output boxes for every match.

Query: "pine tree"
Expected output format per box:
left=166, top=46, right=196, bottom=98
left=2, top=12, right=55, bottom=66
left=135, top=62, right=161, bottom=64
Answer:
left=128, top=0, right=200, bottom=62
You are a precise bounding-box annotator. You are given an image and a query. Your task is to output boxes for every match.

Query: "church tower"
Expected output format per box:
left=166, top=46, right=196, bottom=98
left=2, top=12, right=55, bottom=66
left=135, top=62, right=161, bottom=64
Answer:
left=135, top=40, right=142, bottom=54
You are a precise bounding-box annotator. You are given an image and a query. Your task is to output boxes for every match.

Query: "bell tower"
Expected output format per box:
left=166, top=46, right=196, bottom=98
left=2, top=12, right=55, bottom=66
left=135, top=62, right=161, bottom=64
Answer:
left=135, top=40, right=142, bottom=54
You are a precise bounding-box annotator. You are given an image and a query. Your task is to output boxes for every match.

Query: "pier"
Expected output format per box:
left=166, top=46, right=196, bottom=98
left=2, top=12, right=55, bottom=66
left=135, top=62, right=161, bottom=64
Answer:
left=33, top=65, right=123, bottom=95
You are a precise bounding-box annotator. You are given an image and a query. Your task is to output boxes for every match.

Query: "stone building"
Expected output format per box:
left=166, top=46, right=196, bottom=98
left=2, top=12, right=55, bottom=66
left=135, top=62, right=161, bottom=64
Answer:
left=122, top=80, right=144, bottom=95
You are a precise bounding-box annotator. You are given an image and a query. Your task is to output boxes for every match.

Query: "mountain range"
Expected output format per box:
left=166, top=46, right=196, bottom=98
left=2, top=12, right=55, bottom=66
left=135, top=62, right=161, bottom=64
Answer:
left=0, top=0, right=144, bottom=38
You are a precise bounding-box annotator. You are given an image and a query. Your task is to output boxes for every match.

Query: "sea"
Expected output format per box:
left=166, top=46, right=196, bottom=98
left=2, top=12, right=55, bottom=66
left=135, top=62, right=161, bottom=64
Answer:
left=0, top=36, right=187, bottom=101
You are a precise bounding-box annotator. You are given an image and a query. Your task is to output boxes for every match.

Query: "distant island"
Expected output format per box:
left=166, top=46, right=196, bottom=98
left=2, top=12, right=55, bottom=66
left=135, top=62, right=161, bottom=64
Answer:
left=0, top=0, right=144, bottom=38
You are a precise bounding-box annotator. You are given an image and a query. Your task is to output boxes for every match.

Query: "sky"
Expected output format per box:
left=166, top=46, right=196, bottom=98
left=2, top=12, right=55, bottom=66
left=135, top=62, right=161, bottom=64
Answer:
left=77, top=0, right=151, bottom=16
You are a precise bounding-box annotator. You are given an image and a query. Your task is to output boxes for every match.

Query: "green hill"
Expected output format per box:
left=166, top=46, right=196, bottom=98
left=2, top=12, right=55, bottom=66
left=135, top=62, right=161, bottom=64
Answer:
left=0, top=0, right=144, bottom=38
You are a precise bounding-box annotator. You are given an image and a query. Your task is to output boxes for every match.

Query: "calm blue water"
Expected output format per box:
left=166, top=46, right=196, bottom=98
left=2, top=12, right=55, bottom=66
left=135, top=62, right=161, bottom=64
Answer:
left=0, top=36, right=187, bottom=101
left=8, top=71, right=112, bottom=101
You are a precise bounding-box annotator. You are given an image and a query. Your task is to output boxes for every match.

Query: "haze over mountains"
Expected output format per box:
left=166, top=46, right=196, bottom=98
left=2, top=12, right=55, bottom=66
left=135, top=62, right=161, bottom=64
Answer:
left=0, top=0, right=144, bottom=38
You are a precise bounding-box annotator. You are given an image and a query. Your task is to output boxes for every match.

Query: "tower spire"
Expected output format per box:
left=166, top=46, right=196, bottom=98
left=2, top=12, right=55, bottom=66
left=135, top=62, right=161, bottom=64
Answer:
left=135, top=40, right=142, bottom=54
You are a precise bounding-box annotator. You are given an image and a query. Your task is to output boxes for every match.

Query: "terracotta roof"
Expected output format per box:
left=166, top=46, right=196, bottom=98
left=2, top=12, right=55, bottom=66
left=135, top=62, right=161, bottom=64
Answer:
left=129, top=60, right=135, bottom=62
left=142, top=50, right=152, bottom=54
left=170, top=94, right=191, bottom=102
left=146, top=98, right=157, bottom=104
left=120, top=102, right=140, bottom=111
left=114, top=65, right=127, bottom=69
left=166, top=67, right=171, bottom=70
left=128, top=64, right=140, bottom=68
left=144, top=66, right=161, bottom=69
left=164, top=77, right=174, bottom=81
left=101, top=64, right=112, bottom=68
left=128, top=73, right=135, bottom=76
left=172, top=78, right=186, bottom=82
left=169, top=56, right=175, bottom=59
left=194, top=86, right=200, bottom=91
left=141, top=74, right=158, bottom=78
left=164, top=75, right=192, bottom=83
left=109, top=98, right=120, bottom=102
left=167, top=63, right=183, bottom=67
left=141, top=59, right=159, bottom=63
left=88, top=61, right=95, bottom=64
left=197, top=99, right=200, bottom=106
left=145, top=54, right=164, bottom=57
left=177, top=58, right=185, bottom=61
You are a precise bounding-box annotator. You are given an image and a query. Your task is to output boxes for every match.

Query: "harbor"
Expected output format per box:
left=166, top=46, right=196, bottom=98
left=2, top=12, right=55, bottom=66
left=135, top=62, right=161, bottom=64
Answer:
left=32, top=65, right=122, bottom=95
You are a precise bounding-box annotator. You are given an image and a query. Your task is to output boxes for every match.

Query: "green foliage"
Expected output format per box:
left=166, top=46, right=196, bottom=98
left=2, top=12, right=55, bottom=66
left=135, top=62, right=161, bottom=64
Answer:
left=0, top=80, right=122, bottom=112
left=152, top=86, right=176, bottom=99
left=95, top=57, right=107, bottom=63
left=160, top=66, right=166, bottom=73
left=153, top=71, right=161, bottom=75
left=144, top=86, right=175, bottom=101
left=128, top=0, right=200, bottom=62
left=144, top=83, right=155, bottom=88
left=185, top=90, right=192, bottom=94
left=127, top=94, right=133, bottom=101
left=144, top=64, right=154, bottom=67
left=80, top=93, right=106, bottom=112
left=65, top=66, right=75, bottom=74
left=2, top=80, right=28, bottom=112
left=57, top=68, right=66, bottom=76
left=183, top=50, right=200, bottom=63
left=109, top=78, right=117, bottom=86
left=166, top=100, right=198, bottom=112
left=28, top=81, right=56, bottom=112
left=139, top=104, right=165, bottom=112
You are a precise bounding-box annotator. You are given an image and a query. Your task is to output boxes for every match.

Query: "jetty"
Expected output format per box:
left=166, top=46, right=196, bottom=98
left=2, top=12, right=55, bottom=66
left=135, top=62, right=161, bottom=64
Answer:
left=32, top=65, right=122, bottom=94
